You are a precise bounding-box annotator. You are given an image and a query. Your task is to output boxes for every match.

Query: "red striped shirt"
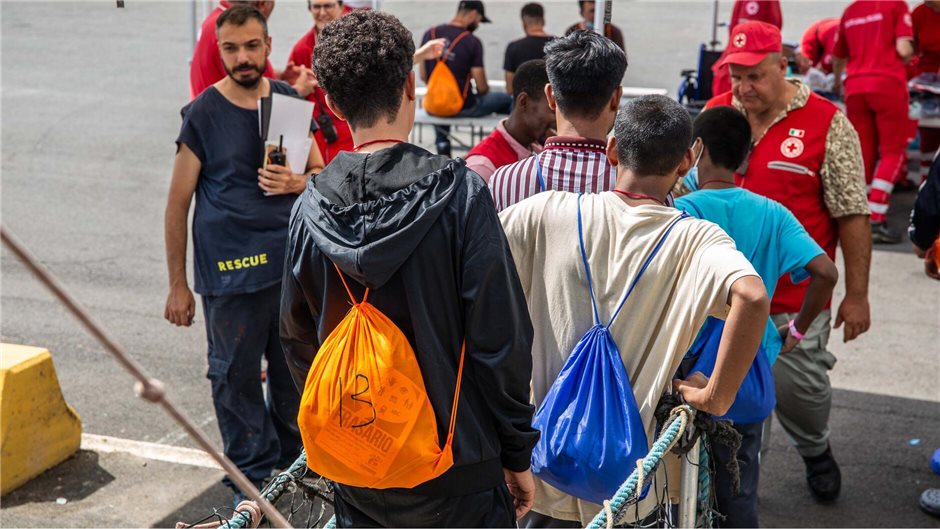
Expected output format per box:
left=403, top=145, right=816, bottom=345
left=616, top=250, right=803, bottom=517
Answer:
left=488, top=136, right=616, bottom=211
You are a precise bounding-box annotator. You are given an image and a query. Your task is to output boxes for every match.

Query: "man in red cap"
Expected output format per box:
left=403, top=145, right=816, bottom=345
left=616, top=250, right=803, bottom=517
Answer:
left=706, top=20, right=872, bottom=504
left=832, top=0, right=915, bottom=243
left=711, top=0, right=783, bottom=97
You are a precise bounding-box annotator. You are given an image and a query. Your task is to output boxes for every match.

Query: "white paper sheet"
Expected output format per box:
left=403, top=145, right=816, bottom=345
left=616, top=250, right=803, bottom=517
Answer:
left=268, top=92, right=314, bottom=142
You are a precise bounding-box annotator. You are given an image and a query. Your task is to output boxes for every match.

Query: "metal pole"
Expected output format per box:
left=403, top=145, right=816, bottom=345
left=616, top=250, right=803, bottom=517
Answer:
left=710, top=0, right=720, bottom=49
left=372, top=0, right=380, bottom=10
left=679, top=437, right=701, bottom=528
left=190, top=0, right=198, bottom=54
left=0, top=226, right=292, bottom=529
left=593, top=0, right=607, bottom=36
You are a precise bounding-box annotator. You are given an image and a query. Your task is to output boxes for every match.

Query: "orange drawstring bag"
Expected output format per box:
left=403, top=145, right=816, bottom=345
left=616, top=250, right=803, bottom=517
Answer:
left=422, top=29, right=472, bottom=117
left=298, top=263, right=466, bottom=489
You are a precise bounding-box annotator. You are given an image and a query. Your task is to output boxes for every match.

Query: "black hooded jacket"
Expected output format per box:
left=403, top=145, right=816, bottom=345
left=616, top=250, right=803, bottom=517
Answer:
left=280, top=143, right=538, bottom=497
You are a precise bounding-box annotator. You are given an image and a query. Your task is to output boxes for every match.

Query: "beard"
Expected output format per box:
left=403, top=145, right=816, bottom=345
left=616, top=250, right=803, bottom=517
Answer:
left=467, top=22, right=479, bottom=33
left=225, top=62, right=265, bottom=89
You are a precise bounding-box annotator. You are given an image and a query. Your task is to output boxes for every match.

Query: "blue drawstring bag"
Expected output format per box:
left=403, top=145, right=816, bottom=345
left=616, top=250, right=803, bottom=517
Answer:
left=684, top=317, right=775, bottom=425
left=531, top=195, right=687, bottom=504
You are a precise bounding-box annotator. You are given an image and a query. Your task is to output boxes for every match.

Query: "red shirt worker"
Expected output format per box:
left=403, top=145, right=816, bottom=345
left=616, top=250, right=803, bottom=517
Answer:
left=832, top=0, right=915, bottom=242
left=284, top=0, right=354, bottom=163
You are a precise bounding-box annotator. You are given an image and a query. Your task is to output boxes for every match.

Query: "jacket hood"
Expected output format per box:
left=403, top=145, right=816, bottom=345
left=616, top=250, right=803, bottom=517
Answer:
left=298, top=143, right=465, bottom=289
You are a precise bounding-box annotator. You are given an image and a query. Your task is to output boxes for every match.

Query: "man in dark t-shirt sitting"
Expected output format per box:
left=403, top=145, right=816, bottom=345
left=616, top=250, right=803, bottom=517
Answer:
left=565, top=0, right=625, bottom=51
left=164, top=5, right=325, bottom=507
left=503, top=3, right=555, bottom=93
left=420, top=0, right=512, bottom=156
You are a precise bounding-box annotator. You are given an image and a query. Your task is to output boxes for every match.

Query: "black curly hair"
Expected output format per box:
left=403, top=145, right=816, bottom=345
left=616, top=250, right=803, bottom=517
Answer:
left=313, top=10, right=416, bottom=130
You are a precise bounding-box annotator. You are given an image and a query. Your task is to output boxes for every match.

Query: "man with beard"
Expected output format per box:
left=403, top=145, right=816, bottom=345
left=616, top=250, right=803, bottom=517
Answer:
left=164, top=5, right=324, bottom=506
left=420, top=1, right=512, bottom=156
left=466, top=60, right=556, bottom=182
left=190, top=0, right=316, bottom=100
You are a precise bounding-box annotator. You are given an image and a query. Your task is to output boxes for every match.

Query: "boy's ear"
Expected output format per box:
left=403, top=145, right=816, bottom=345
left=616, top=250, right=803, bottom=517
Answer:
left=545, top=84, right=557, bottom=111
left=606, top=137, right=619, bottom=166
left=676, top=146, right=695, bottom=177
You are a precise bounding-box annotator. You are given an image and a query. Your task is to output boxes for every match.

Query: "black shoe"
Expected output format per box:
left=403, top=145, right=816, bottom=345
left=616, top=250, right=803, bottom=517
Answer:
left=920, top=489, right=940, bottom=518
left=803, top=445, right=841, bottom=502
left=435, top=142, right=452, bottom=157
left=871, top=222, right=901, bottom=244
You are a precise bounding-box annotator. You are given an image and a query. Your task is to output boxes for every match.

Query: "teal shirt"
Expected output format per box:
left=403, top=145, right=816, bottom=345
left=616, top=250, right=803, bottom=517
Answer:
left=675, top=187, right=825, bottom=363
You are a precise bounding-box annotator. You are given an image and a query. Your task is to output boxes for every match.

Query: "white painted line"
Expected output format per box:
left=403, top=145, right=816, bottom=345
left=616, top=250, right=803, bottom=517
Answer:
left=81, top=434, right=222, bottom=470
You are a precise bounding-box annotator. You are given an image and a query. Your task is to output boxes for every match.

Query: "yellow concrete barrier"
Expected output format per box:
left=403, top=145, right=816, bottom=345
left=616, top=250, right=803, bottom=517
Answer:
left=1, top=344, right=81, bottom=495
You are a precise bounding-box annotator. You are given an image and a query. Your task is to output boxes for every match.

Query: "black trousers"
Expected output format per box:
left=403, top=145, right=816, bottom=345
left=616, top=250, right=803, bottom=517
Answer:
left=202, top=284, right=302, bottom=489
left=711, top=421, right=763, bottom=528
left=333, top=482, right=517, bottom=528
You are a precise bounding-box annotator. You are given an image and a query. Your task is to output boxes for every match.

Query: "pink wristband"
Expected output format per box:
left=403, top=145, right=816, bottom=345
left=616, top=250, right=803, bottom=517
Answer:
left=788, top=319, right=805, bottom=341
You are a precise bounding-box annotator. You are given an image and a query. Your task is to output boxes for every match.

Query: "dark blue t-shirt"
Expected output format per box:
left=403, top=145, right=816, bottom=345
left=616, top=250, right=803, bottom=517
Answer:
left=422, top=24, right=484, bottom=110
left=176, top=80, right=301, bottom=296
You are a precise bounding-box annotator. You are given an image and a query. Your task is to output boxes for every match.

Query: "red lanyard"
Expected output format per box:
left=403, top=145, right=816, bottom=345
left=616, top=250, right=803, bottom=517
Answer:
left=612, top=189, right=665, bottom=206
left=353, top=138, right=405, bottom=152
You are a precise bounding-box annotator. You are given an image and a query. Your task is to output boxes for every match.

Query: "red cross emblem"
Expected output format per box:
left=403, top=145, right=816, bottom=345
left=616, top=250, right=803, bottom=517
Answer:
left=781, top=138, right=804, bottom=158
left=733, top=33, right=747, bottom=48
left=745, top=1, right=759, bottom=15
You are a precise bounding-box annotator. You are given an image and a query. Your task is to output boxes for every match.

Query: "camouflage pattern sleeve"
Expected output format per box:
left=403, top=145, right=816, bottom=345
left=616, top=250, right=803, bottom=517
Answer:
left=821, top=110, right=870, bottom=218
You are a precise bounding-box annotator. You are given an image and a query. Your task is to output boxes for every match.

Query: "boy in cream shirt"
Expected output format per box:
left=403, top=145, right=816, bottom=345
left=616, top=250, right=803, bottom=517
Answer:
left=499, top=95, right=771, bottom=526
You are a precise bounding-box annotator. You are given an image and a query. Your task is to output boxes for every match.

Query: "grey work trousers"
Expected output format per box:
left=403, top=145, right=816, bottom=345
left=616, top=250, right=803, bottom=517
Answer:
left=770, top=309, right=837, bottom=458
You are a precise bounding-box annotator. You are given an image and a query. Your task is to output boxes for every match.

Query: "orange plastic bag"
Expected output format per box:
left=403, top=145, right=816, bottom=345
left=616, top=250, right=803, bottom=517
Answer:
left=422, top=30, right=472, bottom=117
left=298, top=264, right=465, bottom=489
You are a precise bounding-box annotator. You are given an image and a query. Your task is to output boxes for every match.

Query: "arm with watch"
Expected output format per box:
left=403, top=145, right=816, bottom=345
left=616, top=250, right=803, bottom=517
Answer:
left=778, top=254, right=839, bottom=353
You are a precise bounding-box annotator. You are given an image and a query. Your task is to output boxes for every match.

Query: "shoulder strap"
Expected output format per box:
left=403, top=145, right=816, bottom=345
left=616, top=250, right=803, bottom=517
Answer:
left=606, top=212, right=689, bottom=329
left=444, top=342, right=466, bottom=446
left=437, top=30, right=471, bottom=64
left=577, top=194, right=602, bottom=325
left=534, top=153, right=546, bottom=192
left=333, top=262, right=368, bottom=304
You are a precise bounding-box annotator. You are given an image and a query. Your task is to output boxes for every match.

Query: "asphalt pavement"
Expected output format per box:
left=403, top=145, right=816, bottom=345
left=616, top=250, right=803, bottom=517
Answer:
left=1, top=1, right=939, bottom=527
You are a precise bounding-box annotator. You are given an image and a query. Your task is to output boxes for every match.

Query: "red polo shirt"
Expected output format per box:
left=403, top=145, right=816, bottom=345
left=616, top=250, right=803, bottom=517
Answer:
left=189, top=1, right=276, bottom=100
left=913, top=3, right=940, bottom=75
left=832, top=0, right=914, bottom=96
left=801, top=18, right=840, bottom=74
left=286, top=27, right=354, bottom=163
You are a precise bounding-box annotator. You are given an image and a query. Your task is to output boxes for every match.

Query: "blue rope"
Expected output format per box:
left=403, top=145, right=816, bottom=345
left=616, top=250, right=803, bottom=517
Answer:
left=221, top=452, right=311, bottom=529
left=586, top=405, right=694, bottom=529
left=276, top=406, right=694, bottom=529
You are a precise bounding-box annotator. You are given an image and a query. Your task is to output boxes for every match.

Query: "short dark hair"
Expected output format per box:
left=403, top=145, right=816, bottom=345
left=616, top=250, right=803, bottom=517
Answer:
left=693, top=107, right=752, bottom=172
left=216, top=4, right=268, bottom=38
left=615, top=95, right=693, bottom=176
left=512, top=59, right=549, bottom=101
left=578, top=1, right=593, bottom=11
left=544, top=30, right=627, bottom=119
left=313, top=10, right=415, bottom=129
left=521, top=2, right=544, bottom=21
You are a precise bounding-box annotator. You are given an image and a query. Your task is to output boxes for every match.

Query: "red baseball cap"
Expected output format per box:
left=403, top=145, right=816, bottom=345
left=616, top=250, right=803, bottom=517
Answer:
left=718, top=21, right=783, bottom=68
